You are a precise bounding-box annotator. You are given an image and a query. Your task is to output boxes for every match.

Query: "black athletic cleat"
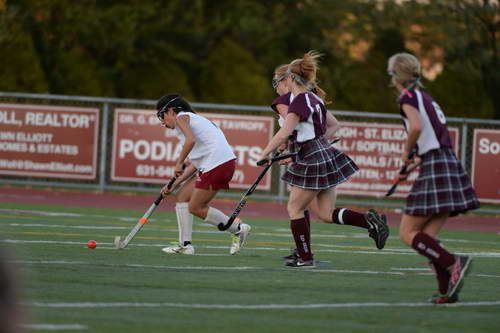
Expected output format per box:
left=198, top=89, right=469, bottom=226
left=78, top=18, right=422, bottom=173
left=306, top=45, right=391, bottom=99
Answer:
left=429, top=293, right=459, bottom=304
left=366, top=209, right=389, bottom=250
left=447, top=255, right=472, bottom=298
left=285, top=257, right=315, bottom=268
left=283, top=248, right=299, bottom=263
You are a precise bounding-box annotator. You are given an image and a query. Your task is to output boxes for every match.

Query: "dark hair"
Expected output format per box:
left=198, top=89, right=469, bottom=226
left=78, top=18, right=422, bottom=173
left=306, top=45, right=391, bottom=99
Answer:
left=156, top=94, right=194, bottom=119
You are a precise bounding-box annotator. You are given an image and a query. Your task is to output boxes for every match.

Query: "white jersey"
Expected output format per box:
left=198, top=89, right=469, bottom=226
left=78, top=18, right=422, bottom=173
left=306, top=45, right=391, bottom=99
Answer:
left=175, top=112, right=236, bottom=172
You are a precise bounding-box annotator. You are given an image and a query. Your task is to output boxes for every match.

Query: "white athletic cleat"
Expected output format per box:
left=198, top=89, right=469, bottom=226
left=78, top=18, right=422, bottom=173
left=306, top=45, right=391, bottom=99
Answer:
left=230, top=222, right=251, bottom=255
left=161, top=244, right=195, bottom=255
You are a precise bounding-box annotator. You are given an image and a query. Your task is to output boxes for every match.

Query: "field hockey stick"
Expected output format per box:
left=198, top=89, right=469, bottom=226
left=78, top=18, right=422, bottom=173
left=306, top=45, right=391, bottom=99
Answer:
left=330, top=137, right=341, bottom=145
left=385, top=151, right=416, bottom=197
left=114, top=168, right=183, bottom=249
left=217, top=151, right=297, bottom=231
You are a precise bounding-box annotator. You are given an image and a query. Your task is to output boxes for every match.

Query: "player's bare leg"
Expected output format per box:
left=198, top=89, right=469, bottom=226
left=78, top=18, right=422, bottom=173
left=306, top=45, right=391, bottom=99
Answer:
left=189, top=187, right=250, bottom=255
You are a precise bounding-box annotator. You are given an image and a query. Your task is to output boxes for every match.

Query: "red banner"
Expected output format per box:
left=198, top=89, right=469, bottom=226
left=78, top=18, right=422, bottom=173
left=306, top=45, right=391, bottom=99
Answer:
left=335, top=122, right=459, bottom=198
left=471, top=129, right=500, bottom=203
left=0, top=103, right=99, bottom=179
left=111, top=109, right=275, bottom=190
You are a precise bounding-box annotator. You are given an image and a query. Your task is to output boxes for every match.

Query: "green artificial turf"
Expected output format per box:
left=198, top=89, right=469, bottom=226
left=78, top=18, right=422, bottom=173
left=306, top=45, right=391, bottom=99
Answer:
left=0, top=202, right=499, bottom=332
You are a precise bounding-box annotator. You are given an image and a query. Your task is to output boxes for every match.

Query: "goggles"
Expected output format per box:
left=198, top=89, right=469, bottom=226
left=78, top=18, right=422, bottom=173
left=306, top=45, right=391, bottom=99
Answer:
left=272, top=73, right=289, bottom=89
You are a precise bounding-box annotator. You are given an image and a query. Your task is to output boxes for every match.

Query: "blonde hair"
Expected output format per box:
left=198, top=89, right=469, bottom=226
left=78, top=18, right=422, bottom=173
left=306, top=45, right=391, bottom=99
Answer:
left=287, top=50, right=322, bottom=86
left=286, top=50, right=329, bottom=101
left=274, top=64, right=288, bottom=79
left=387, top=52, right=423, bottom=89
left=309, top=81, right=327, bottom=101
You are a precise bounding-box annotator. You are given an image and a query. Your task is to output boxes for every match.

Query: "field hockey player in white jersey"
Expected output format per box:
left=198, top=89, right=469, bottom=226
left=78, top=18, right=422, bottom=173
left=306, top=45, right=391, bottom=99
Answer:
left=156, top=94, right=251, bottom=255
left=259, top=52, right=389, bottom=268
left=387, top=53, right=480, bottom=304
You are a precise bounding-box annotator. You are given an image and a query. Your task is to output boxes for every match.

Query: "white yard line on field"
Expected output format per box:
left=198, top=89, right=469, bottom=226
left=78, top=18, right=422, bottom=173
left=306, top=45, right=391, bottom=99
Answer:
left=5, top=260, right=409, bottom=275
left=3, top=238, right=500, bottom=258
left=3, top=208, right=500, bottom=245
left=475, top=274, right=500, bottom=278
left=19, top=324, right=87, bottom=331
left=25, top=300, right=500, bottom=310
left=1, top=222, right=367, bottom=239
left=310, top=269, right=404, bottom=275
left=4, top=223, right=290, bottom=237
left=392, top=268, right=500, bottom=279
left=14, top=260, right=87, bottom=265
left=8, top=223, right=131, bottom=230
left=0, top=208, right=170, bottom=223
left=0, top=208, right=82, bottom=217
left=10, top=260, right=500, bottom=279
left=11, top=260, right=265, bottom=271
left=0, top=222, right=380, bottom=240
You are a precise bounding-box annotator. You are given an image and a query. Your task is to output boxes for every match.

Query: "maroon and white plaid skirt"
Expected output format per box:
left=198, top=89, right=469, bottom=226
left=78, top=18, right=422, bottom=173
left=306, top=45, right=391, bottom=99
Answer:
left=282, top=136, right=359, bottom=190
left=405, top=147, right=480, bottom=216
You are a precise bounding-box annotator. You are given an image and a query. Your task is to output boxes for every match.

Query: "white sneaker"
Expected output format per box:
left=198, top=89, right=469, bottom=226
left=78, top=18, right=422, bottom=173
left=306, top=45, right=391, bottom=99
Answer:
left=161, top=244, right=195, bottom=255
left=229, top=222, right=251, bottom=255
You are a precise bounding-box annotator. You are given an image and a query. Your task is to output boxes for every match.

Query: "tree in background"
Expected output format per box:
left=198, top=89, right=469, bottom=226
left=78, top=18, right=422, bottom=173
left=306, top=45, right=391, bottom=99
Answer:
left=0, top=3, right=47, bottom=93
left=414, top=0, right=498, bottom=119
left=199, top=38, right=272, bottom=104
left=0, top=0, right=498, bottom=119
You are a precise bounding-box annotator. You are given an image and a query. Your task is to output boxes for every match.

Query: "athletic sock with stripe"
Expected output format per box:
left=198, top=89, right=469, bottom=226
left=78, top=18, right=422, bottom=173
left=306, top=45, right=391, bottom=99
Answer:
left=332, top=208, right=369, bottom=229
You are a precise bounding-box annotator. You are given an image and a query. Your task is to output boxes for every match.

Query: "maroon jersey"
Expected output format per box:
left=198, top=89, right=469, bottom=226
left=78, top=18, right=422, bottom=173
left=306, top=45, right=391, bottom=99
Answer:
left=288, top=92, right=327, bottom=143
left=271, top=92, right=292, bottom=114
left=399, top=89, right=452, bottom=155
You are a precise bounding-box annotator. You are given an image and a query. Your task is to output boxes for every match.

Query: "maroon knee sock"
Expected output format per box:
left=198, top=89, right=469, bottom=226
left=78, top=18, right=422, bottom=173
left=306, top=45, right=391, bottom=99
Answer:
left=290, top=217, right=312, bottom=261
left=429, top=261, right=450, bottom=295
left=304, top=210, right=311, bottom=235
left=332, top=208, right=369, bottom=229
left=411, top=232, right=455, bottom=269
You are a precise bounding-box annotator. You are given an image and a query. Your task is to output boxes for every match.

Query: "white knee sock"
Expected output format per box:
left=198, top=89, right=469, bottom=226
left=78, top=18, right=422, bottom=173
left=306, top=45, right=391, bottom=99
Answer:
left=175, top=202, right=193, bottom=245
left=204, top=207, right=239, bottom=233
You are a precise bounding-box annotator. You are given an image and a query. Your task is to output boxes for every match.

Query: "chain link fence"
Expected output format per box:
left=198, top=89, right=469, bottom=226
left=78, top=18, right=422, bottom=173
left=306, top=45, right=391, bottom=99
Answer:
left=1, top=92, right=499, bottom=213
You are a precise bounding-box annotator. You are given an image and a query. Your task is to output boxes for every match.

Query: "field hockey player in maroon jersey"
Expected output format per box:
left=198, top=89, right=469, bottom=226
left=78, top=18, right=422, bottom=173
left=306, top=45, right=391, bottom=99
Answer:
left=272, top=64, right=334, bottom=263
left=387, top=53, right=480, bottom=304
left=271, top=63, right=388, bottom=264
left=259, top=52, right=389, bottom=267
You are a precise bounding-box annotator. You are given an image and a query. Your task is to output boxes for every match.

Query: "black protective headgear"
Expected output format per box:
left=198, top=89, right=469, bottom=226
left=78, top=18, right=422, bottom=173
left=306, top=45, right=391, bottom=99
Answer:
left=156, top=94, right=192, bottom=119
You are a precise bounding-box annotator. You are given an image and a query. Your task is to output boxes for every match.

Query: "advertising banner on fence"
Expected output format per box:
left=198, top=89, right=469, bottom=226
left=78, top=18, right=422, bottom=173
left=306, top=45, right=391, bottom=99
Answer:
left=335, top=122, right=459, bottom=198
left=111, top=109, right=275, bottom=190
left=471, top=129, right=500, bottom=204
left=0, top=103, right=99, bottom=179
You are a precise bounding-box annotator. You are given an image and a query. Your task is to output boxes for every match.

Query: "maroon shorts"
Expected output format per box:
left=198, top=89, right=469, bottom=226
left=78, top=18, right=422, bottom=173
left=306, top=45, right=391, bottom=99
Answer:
left=195, top=159, right=236, bottom=190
